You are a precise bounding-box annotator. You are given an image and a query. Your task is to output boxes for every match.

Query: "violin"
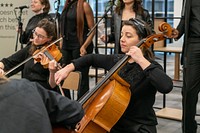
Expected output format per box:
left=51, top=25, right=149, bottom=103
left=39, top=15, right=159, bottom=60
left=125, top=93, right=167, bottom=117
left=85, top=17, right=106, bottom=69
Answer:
left=5, top=37, right=63, bottom=76
left=33, top=43, right=62, bottom=69
left=32, top=38, right=65, bottom=96
left=53, top=22, right=173, bottom=133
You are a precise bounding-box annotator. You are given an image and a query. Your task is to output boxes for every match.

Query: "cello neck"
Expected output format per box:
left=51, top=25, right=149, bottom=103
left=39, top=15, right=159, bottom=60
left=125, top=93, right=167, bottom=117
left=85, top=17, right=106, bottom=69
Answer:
left=78, top=39, right=146, bottom=105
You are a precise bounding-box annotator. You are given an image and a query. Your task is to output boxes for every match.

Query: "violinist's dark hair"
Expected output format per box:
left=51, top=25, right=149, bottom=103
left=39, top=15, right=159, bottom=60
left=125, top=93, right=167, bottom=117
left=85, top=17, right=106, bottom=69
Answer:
left=29, top=18, right=57, bottom=55
left=115, top=0, right=144, bottom=15
left=122, top=18, right=154, bottom=60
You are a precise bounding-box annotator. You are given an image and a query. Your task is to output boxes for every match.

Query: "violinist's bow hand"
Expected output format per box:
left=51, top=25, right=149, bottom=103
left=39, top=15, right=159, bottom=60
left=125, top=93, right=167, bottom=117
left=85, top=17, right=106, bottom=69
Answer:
left=48, top=60, right=58, bottom=73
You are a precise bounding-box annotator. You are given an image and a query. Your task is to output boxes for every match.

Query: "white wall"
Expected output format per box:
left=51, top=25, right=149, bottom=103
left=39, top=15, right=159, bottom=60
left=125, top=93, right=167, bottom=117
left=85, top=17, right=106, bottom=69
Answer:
left=0, top=1, right=34, bottom=59
left=0, top=0, right=61, bottom=59
left=174, top=0, right=182, bottom=27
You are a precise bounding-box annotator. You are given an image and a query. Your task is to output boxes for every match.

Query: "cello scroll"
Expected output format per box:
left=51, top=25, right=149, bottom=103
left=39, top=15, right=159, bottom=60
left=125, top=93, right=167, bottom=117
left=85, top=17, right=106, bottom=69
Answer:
left=141, top=22, right=173, bottom=48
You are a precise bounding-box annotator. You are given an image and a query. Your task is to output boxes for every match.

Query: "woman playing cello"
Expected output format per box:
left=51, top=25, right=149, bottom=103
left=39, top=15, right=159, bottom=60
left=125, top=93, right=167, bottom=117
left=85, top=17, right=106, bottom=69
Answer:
left=49, top=18, right=173, bottom=133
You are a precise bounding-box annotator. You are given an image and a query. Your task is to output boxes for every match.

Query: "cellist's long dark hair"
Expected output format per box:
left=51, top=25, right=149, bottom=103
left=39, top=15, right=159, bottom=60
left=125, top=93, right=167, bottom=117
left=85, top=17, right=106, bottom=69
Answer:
left=62, top=0, right=85, bottom=45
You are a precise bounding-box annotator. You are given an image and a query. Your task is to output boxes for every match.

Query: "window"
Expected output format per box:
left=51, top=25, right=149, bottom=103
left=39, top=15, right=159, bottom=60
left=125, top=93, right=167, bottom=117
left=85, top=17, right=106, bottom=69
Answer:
left=89, top=0, right=113, bottom=17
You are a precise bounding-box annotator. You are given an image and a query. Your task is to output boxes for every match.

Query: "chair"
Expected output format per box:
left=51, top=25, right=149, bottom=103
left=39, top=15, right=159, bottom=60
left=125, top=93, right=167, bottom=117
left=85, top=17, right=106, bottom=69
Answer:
left=62, top=71, right=82, bottom=100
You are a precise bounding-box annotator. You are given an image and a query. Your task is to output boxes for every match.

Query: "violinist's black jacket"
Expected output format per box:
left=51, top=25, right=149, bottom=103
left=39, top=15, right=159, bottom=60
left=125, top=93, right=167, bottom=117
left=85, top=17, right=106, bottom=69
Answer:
left=72, top=54, right=173, bottom=132
left=0, top=78, right=84, bottom=133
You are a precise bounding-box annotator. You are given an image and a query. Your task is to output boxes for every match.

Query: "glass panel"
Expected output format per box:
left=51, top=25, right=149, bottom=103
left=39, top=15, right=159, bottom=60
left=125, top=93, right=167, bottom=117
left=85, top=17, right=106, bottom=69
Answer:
left=89, top=0, right=113, bottom=17
left=143, top=0, right=174, bottom=17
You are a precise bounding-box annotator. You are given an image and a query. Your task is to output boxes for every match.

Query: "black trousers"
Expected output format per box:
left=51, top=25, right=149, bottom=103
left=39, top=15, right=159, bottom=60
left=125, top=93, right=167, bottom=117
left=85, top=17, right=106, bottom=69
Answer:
left=110, top=120, right=157, bottom=133
left=61, top=44, right=93, bottom=99
left=182, top=41, right=200, bottom=133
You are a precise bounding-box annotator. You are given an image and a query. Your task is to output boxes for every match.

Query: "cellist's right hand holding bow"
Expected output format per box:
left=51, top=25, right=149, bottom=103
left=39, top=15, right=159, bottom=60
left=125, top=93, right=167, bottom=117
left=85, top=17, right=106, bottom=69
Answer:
left=53, top=63, right=76, bottom=85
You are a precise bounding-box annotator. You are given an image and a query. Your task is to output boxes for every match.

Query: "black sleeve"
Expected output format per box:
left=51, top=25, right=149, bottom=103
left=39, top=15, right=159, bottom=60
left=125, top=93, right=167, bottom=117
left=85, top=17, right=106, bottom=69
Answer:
left=144, top=62, right=173, bottom=94
left=19, top=19, right=33, bottom=44
left=72, top=54, right=124, bottom=71
left=107, top=14, right=115, bottom=43
left=35, top=82, right=84, bottom=129
left=176, top=17, right=185, bottom=39
left=1, top=45, right=30, bottom=76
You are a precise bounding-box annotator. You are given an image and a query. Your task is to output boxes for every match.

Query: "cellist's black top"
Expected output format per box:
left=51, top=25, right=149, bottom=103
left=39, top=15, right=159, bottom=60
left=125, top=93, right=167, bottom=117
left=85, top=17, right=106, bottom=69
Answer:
left=72, top=54, right=173, bottom=132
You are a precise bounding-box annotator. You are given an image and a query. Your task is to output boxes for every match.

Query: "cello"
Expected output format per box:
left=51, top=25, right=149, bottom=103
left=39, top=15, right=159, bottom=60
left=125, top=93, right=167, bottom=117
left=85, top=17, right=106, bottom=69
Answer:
left=53, top=22, right=173, bottom=133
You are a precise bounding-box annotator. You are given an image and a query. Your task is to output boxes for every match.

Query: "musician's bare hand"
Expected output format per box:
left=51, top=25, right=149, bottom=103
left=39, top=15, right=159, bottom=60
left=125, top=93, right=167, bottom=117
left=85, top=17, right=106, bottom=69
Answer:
left=0, top=68, right=5, bottom=75
left=0, top=63, right=5, bottom=75
left=54, top=63, right=75, bottom=85
left=169, top=28, right=179, bottom=39
left=80, top=46, right=87, bottom=56
left=100, top=35, right=109, bottom=42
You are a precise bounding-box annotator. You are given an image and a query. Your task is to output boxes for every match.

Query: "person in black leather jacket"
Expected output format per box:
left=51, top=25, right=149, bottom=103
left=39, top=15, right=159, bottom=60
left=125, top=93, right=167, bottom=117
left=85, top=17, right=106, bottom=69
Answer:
left=0, top=74, right=84, bottom=133
left=49, top=18, right=173, bottom=133
left=101, top=0, right=153, bottom=54
left=19, top=0, right=52, bottom=45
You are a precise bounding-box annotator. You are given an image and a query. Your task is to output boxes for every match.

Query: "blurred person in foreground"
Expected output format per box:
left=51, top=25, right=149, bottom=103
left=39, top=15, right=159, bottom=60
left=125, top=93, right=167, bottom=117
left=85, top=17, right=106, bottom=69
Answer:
left=0, top=74, right=84, bottom=133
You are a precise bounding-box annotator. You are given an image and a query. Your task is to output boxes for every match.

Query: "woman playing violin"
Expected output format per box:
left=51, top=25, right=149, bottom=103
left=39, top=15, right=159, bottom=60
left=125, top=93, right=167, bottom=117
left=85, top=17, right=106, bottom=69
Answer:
left=0, top=18, right=63, bottom=93
left=49, top=18, right=173, bottom=133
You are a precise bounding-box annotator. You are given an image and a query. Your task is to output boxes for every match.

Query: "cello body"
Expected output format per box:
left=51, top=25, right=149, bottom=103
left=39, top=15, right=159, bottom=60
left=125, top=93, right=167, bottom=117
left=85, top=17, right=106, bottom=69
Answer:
left=76, top=73, right=131, bottom=133
left=53, top=73, right=131, bottom=133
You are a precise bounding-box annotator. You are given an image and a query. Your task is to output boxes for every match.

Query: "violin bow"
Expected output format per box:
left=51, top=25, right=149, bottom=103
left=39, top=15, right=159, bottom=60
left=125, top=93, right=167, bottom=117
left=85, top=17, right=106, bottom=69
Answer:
left=5, top=37, right=63, bottom=76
